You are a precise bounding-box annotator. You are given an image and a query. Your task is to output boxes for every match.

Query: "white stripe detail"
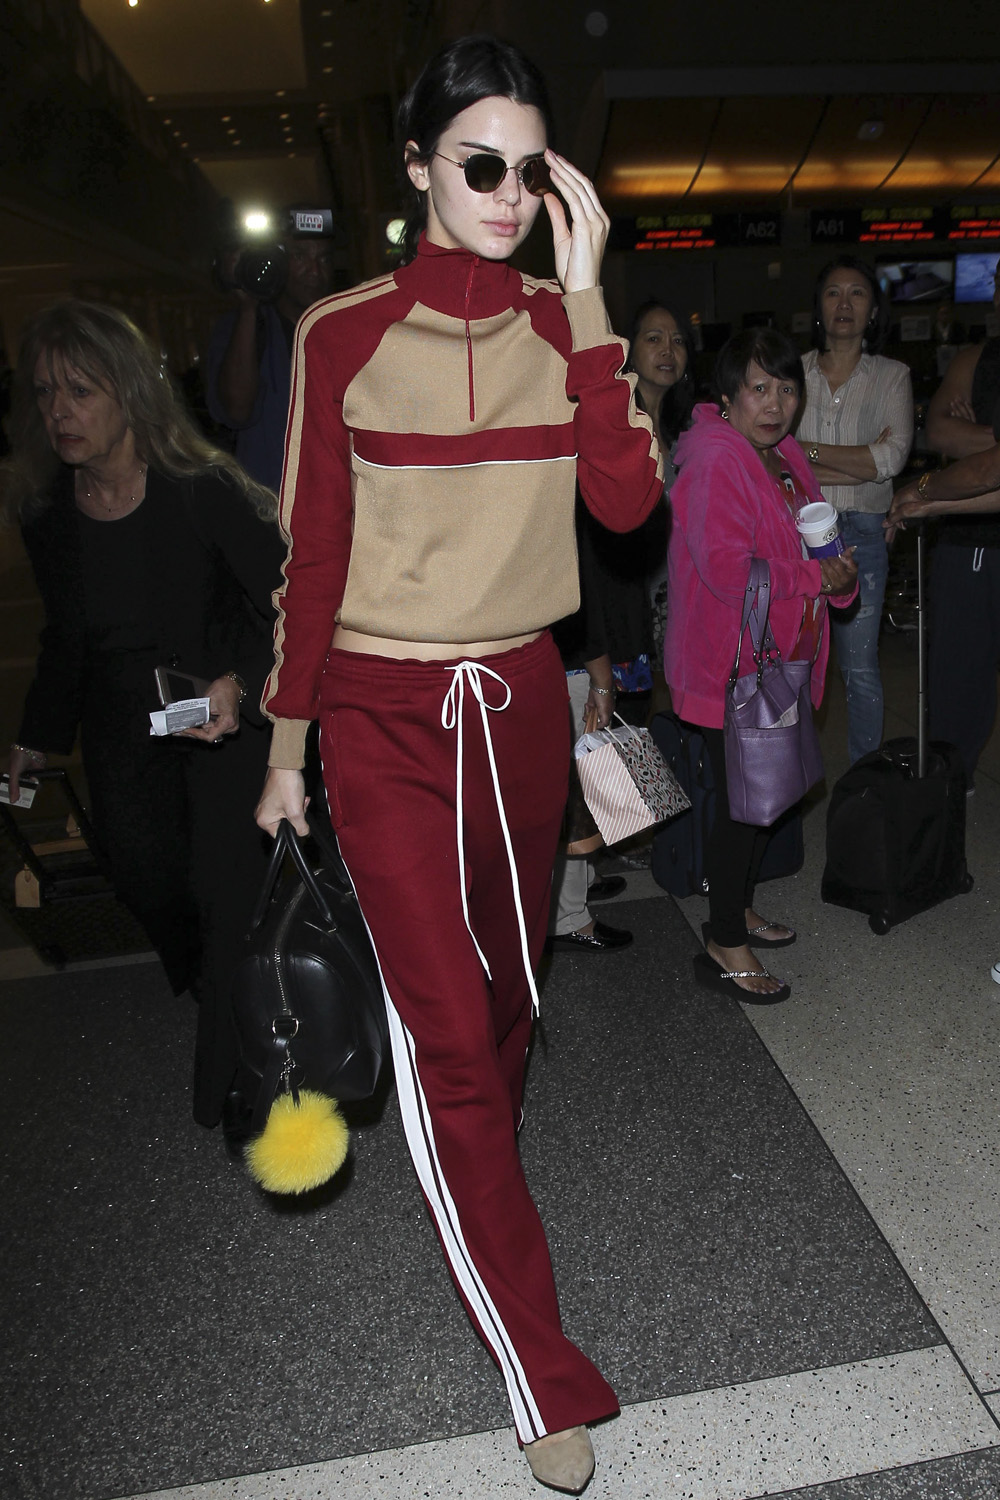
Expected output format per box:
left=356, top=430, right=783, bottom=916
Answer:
left=320, top=818, right=546, bottom=1439
left=381, top=994, right=546, bottom=1442
left=577, top=749, right=655, bottom=847
left=353, top=454, right=576, bottom=472
left=441, top=662, right=540, bottom=1017
left=318, top=702, right=548, bottom=1440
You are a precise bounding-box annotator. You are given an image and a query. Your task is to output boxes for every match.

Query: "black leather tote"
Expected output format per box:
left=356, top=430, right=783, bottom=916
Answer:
left=231, top=810, right=389, bottom=1134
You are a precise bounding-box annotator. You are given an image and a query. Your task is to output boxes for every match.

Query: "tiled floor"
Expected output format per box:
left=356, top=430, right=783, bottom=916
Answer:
left=3, top=620, right=1000, bottom=1499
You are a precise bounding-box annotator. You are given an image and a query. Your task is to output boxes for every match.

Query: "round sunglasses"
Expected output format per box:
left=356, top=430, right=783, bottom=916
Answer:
left=433, top=151, right=552, bottom=197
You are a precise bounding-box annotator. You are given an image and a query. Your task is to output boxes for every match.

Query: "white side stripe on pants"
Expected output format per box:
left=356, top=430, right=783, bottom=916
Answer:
left=328, top=829, right=548, bottom=1444
left=380, top=989, right=547, bottom=1442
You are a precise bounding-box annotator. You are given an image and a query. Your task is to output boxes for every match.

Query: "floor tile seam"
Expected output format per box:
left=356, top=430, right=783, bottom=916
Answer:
left=621, top=1339, right=960, bottom=1413
left=0, top=945, right=159, bottom=975
left=673, top=895, right=952, bottom=1362
left=114, top=1345, right=998, bottom=1500
left=739, top=1446, right=1000, bottom=1500
left=697, top=963, right=1000, bottom=1415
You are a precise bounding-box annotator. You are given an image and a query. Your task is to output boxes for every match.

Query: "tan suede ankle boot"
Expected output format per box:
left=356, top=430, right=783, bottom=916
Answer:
left=523, top=1425, right=595, bottom=1493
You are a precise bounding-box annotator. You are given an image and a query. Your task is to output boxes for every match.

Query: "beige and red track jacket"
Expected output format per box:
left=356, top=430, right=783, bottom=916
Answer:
left=264, top=235, right=662, bottom=767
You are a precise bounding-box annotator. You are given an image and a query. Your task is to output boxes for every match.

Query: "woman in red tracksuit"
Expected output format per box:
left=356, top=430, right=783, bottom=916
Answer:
left=254, top=36, right=662, bottom=1494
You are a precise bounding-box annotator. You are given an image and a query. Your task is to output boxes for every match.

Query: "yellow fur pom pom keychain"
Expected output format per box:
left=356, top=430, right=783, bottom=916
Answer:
left=245, top=1089, right=349, bottom=1195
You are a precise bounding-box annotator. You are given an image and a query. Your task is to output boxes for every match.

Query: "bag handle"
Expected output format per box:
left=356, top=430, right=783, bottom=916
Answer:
left=248, top=802, right=351, bottom=935
left=727, top=558, right=781, bottom=688
left=609, top=710, right=641, bottom=740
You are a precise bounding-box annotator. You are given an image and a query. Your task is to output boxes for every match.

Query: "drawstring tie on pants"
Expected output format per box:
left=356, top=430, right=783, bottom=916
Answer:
left=441, top=661, right=540, bottom=1016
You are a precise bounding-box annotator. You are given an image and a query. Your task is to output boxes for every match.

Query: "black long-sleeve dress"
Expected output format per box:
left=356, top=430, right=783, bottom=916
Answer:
left=18, top=466, right=286, bottom=1125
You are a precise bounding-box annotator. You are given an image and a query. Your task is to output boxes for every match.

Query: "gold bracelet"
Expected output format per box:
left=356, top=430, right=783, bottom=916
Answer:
left=10, top=742, right=45, bottom=762
left=917, top=471, right=932, bottom=498
left=224, top=671, right=247, bottom=703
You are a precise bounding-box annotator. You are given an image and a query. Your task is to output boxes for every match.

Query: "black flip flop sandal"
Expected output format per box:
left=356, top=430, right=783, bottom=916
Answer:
left=745, top=919, right=797, bottom=949
left=702, top=918, right=796, bottom=951
left=693, top=950, right=791, bottom=1005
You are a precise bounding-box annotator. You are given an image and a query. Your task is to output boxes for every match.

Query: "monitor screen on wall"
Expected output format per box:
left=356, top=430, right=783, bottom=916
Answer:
left=876, top=260, right=954, bottom=304
left=954, top=252, right=1000, bottom=304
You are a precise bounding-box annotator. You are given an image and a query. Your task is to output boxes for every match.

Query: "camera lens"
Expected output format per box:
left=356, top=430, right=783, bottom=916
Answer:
left=235, top=244, right=289, bottom=300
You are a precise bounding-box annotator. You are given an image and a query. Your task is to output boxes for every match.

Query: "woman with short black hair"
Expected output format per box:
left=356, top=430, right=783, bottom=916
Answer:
left=665, top=328, right=857, bottom=1002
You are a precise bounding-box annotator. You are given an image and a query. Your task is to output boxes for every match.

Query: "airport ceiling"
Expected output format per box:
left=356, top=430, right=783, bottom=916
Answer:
left=3, top=1, right=999, bottom=308
left=77, top=2, right=1000, bottom=211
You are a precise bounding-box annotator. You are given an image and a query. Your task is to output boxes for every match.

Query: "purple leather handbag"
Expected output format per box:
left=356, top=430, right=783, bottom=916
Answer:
left=723, top=558, right=824, bottom=826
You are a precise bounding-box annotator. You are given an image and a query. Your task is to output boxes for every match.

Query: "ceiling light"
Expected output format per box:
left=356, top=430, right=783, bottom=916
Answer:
left=221, top=115, right=231, bottom=122
left=276, top=90, right=285, bottom=97
left=585, top=10, right=608, bottom=35
left=128, top=0, right=138, bottom=8
left=280, top=112, right=290, bottom=119
left=858, top=119, right=885, bottom=141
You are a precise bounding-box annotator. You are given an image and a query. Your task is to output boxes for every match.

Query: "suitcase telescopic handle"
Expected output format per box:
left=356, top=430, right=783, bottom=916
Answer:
left=916, top=522, right=927, bottom=779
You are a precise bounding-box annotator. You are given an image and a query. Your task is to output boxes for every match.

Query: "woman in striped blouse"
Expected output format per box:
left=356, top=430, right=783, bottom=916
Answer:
left=796, top=256, right=913, bottom=764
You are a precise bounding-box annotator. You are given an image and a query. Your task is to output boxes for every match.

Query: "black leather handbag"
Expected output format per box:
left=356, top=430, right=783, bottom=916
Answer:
left=231, top=811, right=389, bottom=1138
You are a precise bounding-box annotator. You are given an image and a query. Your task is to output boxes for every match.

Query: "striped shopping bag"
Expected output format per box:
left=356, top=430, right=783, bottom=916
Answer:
left=575, top=717, right=690, bottom=848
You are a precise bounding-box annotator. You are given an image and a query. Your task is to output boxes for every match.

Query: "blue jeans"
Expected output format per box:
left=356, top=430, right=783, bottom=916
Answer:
left=829, top=510, right=889, bottom=764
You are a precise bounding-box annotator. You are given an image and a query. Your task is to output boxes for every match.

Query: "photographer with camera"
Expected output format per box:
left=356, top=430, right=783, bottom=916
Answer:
left=206, top=206, right=335, bottom=492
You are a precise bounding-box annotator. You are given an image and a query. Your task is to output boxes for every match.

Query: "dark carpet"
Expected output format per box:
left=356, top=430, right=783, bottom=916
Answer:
left=0, top=896, right=940, bottom=1500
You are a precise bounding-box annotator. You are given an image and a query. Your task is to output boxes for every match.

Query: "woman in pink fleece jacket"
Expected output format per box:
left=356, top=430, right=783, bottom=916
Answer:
left=665, top=327, right=857, bottom=1002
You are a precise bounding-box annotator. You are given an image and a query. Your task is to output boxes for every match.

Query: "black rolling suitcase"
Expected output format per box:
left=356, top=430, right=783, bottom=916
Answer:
left=650, top=712, right=804, bottom=897
left=821, top=524, right=973, bottom=933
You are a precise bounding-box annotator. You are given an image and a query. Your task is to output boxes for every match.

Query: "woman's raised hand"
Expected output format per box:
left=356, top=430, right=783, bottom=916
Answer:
left=542, top=150, right=610, bottom=293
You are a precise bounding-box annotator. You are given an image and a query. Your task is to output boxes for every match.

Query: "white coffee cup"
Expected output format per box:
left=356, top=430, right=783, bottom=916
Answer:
left=795, top=501, right=845, bottom=558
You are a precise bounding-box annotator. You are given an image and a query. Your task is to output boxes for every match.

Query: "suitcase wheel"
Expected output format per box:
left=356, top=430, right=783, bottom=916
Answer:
left=869, top=913, right=892, bottom=936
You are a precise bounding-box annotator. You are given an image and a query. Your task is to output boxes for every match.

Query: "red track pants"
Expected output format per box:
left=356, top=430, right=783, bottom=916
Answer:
left=318, top=632, right=618, bottom=1441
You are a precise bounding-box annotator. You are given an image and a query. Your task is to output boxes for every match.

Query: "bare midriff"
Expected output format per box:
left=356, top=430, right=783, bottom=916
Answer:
left=332, top=624, right=543, bottom=660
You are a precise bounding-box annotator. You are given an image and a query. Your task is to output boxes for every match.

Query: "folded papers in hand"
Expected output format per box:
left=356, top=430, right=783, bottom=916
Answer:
left=149, top=698, right=211, bottom=736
